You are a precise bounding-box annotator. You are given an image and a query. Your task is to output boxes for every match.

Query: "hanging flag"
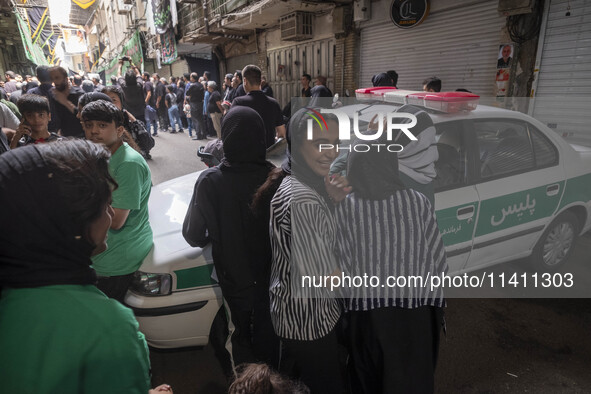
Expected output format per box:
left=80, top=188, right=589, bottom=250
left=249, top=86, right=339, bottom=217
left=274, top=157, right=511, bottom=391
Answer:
left=92, top=38, right=106, bottom=69
left=160, top=29, right=177, bottom=65
left=151, top=0, right=172, bottom=34
left=15, top=11, right=48, bottom=65
left=62, top=28, right=88, bottom=54
left=26, top=6, right=62, bottom=65
left=97, top=32, right=145, bottom=82
left=72, top=0, right=96, bottom=9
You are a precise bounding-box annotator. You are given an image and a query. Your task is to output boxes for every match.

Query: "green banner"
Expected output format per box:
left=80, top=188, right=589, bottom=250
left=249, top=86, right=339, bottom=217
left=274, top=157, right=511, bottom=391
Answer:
left=15, top=11, right=48, bottom=66
left=97, top=31, right=144, bottom=82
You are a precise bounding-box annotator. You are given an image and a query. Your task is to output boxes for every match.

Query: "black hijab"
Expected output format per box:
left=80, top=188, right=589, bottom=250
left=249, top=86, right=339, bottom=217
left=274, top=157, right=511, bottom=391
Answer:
left=0, top=145, right=97, bottom=288
left=347, top=135, right=406, bottom=200
left=286, top=108, right=334, bottom=205
left=78, top=92, right=112, bottom=108
left=371, top=73, right=394, bottom=87
left=220, top=106, right=268, bottom=167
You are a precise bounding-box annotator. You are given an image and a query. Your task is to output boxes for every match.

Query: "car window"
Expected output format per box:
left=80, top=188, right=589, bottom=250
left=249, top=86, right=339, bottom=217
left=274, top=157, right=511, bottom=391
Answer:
left=529, top=125, right=558, bottom=167
left=475, top=120, right=534, bottom=179
left=434, top=121, right=467, bottom=191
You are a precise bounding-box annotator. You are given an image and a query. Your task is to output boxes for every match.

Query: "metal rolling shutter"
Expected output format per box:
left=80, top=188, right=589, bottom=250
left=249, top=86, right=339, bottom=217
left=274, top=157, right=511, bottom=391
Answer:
left=360, top=0, right=506, bottom=96
left=267, top=37, right=336, bottom=108
left=171, top=59, right=189, bottom=78
left=531, top=0, right=591, bottom=146
left=227, top=53, right=257, bottom=75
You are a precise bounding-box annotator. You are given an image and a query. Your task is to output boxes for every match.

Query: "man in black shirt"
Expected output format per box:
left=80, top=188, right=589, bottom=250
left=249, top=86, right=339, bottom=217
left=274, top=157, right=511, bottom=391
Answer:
left=232, top=65, right=285, bottom=148
left=261, top=76, right=273, bottom=98
left=154, top=74, right=169, bottom=132
left=310, top=75, right=333, bottom=98
left=301, top=73, right=312, bottom=97
left=207, top=81, right=223, bottom=139
left=186, top=72, right=206, bottom=140
left=231, top=71, right=246, bottom=101
left=48, top=66, right=84, bottom=138
left=223, top=73, right=234, bottom=102
left=142, top=72, right=158, bottom=136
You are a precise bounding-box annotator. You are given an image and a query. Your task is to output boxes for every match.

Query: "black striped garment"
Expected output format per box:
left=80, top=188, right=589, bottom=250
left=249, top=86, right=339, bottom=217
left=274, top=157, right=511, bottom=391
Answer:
left=269, top=176, right=342, bottom=341
left=334, top=189, right=447, bottom=311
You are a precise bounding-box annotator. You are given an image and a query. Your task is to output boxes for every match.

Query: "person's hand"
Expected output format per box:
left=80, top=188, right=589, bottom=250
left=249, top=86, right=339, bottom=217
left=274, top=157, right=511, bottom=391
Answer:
left=149, top=384, right=173, bottom=393
left=156, top=102, right=160, bottom=109
left=367, top=114, right=386, bottom=132
left=15, top=122, right=32, bottom=140
left=125, top=110, right=136, bottom=122
left=51, top=86, right=70, bottom=105
left=325, top=174, right=352, bottom=203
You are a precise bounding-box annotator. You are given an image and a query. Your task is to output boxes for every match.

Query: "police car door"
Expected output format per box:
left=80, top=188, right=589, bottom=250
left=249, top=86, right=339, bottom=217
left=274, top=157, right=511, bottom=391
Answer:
left=433, top=121, right=480, bottom=274
left=466, top=119, right=563, bottom=271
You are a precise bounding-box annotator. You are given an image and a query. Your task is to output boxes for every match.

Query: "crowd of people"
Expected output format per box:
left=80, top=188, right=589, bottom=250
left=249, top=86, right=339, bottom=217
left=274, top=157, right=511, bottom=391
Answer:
left=0, top=63, right=448, bottom=394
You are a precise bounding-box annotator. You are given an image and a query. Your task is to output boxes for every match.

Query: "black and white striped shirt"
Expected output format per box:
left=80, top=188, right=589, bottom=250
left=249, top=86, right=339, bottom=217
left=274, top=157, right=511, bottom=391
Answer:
left=269, top=176, right=342, bottom=341
left=335, top=189, right=447, bottom=311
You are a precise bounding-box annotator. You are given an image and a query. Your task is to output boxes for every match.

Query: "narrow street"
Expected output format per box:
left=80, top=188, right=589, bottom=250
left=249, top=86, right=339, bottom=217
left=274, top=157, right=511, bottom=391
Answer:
left=145, top=128, right=591, bottom=394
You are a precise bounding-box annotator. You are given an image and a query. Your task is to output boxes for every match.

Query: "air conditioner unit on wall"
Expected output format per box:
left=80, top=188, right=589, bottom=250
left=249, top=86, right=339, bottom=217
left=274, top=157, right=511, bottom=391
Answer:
left=280, top=12, right=313, bottom=41
left=353, top=0, right=370, bottom=22
left=117, top=0, right=132, bottom=14
left=498, top=0, right=534, bottom=16
left=333, top=6, right=353, bottom=35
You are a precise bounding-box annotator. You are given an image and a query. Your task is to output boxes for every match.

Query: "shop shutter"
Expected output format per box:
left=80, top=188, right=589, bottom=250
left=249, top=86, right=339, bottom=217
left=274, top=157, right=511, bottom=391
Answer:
left=171, top=59, right=189, bottom=78
left=360, top=0, right=506, bottom=96
left=267, top=37, right=336, bottom=108
left=531, top=0, right=591, bottom=146
left=227, top=53, right=257, bottom=76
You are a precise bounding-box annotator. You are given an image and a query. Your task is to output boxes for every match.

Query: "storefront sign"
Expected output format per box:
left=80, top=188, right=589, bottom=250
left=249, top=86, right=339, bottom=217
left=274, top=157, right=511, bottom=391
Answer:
left=390, top=0, right=429, bottom=29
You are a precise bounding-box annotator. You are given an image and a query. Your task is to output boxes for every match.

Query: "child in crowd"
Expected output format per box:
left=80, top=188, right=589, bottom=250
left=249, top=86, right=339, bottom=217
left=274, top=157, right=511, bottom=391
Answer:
left=101, top=85, right=155, bottom=160
left=81, top=100, right=153, bottom=302
left=165, top=85, right=183, bottom=133
left=11, top=95, right=60, bottom=149
left=229, top=363, right=309, bottom=394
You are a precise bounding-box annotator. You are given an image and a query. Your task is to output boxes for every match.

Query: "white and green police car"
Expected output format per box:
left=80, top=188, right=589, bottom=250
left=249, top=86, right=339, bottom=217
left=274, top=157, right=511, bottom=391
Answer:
left=124, top=91, right=591, bottom=349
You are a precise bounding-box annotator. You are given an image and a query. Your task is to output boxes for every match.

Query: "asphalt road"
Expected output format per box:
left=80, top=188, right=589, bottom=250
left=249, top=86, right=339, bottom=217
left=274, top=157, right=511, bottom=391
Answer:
left=145, top=133, right=591, bottom=393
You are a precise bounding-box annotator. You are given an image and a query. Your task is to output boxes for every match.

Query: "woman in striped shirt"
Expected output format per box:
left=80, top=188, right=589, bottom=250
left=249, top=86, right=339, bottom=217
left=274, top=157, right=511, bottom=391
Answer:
left=262, top=109, right=350, bottom=394
left=335, top=137, right=447, bottom=393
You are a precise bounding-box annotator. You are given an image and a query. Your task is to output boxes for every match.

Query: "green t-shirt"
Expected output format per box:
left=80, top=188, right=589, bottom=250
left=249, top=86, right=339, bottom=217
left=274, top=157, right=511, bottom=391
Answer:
left=92, top=142, right=153, bottom=276
left=0, top=285, right=151, bottom=393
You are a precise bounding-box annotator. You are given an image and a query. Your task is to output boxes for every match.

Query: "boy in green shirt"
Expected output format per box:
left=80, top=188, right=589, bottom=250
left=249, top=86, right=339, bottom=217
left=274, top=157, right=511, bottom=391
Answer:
left=81, top=100, right=153, bottom=302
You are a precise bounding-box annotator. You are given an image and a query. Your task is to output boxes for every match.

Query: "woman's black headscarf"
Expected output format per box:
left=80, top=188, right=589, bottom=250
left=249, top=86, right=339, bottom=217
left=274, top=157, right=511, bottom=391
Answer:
left=220, top=106, right=268, bottom=167
left=346, top=135, right=406, bottom=200
left=371, top=73, right=394, bottom=87
left=0, top=142, right=109, bottom=288
left=78, top=92, right=112, bottom=108
left=285, top=108, right=334, bottom=205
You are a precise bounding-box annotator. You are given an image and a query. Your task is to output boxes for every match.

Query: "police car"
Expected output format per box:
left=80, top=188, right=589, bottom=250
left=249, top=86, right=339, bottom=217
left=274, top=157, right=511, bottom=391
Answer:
left=124, top=90, right=591, bottom=349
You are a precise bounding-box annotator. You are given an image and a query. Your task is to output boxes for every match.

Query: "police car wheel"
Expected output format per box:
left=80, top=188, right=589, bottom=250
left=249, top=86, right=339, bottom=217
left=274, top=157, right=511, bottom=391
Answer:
left=531, top=211, right=578, bottom=272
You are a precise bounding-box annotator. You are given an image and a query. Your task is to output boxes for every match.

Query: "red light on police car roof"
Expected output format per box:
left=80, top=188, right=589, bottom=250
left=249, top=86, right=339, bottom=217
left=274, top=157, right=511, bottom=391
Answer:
left=407, top=91, right=480, bottom=113
left=355, top=86, right=398, bottom=100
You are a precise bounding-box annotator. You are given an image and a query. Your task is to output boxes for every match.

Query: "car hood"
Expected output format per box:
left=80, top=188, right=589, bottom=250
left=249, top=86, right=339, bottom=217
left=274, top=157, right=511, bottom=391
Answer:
left=569, top=143, right=591, bottom=154
left=141, top=170, right=214, bottom=275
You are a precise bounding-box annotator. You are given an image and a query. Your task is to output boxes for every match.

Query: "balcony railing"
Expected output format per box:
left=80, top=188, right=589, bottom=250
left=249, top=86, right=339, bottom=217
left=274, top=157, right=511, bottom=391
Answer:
left=178, top=3, right=204, bottom=37
left=178, top=0, right=251, bottom=36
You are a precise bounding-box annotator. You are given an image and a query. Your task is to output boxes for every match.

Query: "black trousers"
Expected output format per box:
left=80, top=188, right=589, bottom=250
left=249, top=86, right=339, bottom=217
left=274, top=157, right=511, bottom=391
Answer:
left=210, top=293, right=280, bottom=376
left=96, top=273, right=135, bottom=303
left=280, top=326, right=347, bottom=394
left=347, top=306, right=444, bottom=394
left=190, top=104, right=205, bottom=138
left=157, top=104, right=169, bottom=130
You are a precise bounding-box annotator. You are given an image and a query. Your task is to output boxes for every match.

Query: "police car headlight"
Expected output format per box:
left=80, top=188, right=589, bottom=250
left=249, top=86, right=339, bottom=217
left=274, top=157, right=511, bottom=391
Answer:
left=130, top=271, right=172, bottom=296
